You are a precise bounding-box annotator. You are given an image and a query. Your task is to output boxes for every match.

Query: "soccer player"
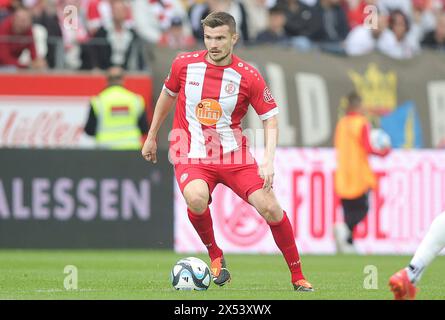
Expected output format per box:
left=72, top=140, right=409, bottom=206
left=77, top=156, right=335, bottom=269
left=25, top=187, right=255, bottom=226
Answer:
left=141, top=11, right=313, bottom=292
left=333, top=92, right=390, bottom=254
left=389, top=211, right=445, bottom=300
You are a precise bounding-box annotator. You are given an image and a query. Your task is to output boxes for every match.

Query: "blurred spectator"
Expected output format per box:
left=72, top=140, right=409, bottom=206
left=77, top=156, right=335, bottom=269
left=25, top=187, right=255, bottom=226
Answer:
left=413, top=0, right=445, bottom=34
left=0, top=6, right=46, bottom=69
left=84, top=66, right=149, bottom=150
left=56, top=0, right=90, bottom=70
left=377, top=0, right=412, bottom=17
left=311, top=0, right=349, bottom=41
left=132, top=0, right=192, bottom=44
left=158, top=16, right=196, bottom=49
left=343, top=0, right=377, bottom=29
left=1, top=0, right=12, bottom=21
left=147, top=0, right=188, bottom=30
left=344, top=11, right=388, bottom=56
left=86, top=0, right=110, bottom=35
left=86, top=0, right=133, bottom=36
left=131, top=0, right=161, bottom=44
left=279, top=0, right=321, bottom=40
left=31, top=0, right=62, bottom=68
left=189, top=0, right=250, bottom=42
left=85, top=0, right=144, bottom=70
left=311, top=0, right=350, bottom=54
left=422, top=11, right=445, bottom=50
left=299, top=0, right=316, bottom=5
left=1, top=0, right=22, bottom=21
left=377, top=9, right=422, bottom=59
left=256, top=5, right=289, bottom=45
left=242, top=0, right=269, bottom=40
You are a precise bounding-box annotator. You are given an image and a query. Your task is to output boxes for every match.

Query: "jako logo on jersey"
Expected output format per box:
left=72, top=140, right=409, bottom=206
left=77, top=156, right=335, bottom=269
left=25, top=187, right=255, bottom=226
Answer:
left=195, top=99, right=222, bottom=126
left=263, top=87, right=274, bottom=103
left=188, top=81, right=200, bottom=86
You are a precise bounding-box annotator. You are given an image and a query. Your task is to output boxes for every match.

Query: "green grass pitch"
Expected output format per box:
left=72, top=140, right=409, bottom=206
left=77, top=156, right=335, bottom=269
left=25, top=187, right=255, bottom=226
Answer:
left=0, top=250, right=444, bottom=300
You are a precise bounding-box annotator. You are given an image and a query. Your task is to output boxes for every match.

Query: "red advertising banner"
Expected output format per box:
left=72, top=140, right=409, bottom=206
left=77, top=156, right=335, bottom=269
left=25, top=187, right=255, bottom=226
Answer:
left=174, top=148, right=445, bottom=254
left=0, top=73, right=152, bottom=148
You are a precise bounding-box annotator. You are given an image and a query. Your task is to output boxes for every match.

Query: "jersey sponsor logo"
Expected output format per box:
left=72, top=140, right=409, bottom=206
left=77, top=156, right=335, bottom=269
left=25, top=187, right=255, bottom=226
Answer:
left=195, top=99, right=222, bottom=126
left=224, top=82, right=235, bottom=95
left=263, top=87, right=274, bottom=104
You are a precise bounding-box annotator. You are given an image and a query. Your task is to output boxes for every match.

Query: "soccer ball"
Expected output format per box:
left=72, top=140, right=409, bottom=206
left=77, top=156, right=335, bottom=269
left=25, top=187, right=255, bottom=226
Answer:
left=170, top=257, right=211, bottom=291
left=370, top=128, right=391, bottom=151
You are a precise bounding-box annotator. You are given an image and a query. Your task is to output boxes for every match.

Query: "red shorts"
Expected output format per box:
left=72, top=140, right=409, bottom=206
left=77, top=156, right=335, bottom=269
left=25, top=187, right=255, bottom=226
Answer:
left=174, top=149, right=264, bottom=203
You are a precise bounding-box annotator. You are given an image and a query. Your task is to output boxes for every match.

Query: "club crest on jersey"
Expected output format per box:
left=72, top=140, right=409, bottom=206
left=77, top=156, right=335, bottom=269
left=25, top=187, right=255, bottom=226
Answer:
left=225, top=82, right=236, bottom=95
left=195, top=98, right=222, bottom=126
left=263, top=87, right=274, bottom=103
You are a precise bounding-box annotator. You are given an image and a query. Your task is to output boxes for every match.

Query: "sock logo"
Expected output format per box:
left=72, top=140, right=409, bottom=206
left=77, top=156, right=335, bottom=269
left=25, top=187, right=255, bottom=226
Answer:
left=290, top=260, right=301, bottom=267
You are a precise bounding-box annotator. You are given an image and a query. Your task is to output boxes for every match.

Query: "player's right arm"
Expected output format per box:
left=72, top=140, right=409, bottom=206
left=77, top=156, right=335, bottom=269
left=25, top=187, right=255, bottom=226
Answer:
left=142, top=56, right=182, bottom=164
left=141, top=90, right=176, bottom=163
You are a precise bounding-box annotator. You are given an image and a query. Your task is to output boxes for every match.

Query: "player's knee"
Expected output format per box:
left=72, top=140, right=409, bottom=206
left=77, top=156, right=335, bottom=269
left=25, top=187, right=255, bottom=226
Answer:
left=186, top=193, right=209, bottom=214
left=258, top=202, right=282, bottom=222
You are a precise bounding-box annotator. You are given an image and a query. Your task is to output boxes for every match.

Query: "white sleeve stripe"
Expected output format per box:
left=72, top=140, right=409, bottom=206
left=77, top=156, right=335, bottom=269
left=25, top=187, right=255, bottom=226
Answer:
left=162, top=84, right=178, bottom=97
left=258, top=107, right=279, bottom=120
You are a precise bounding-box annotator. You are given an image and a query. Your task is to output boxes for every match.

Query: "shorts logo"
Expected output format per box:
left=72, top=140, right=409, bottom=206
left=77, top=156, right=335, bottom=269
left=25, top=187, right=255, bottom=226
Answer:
left=263, top=87, right=274, bottom=104
left=225, top=82, right=235, bottom=95
left=195, top=98, right=222, bottom=126
left=180, top=173, right=188, bottom=184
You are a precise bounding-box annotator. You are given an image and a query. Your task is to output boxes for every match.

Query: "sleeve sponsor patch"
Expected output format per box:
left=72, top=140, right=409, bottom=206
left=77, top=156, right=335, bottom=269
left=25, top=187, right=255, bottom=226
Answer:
left=263, top=87, right=274, bottom=103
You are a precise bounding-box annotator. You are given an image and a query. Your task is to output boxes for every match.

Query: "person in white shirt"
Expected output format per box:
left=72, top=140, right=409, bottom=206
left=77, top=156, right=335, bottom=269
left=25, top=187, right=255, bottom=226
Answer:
left=377, top=0, right=412, bottom=16
left=344, top=13, right=388, bottom=56
left=377, top=9, right=422, bottom=59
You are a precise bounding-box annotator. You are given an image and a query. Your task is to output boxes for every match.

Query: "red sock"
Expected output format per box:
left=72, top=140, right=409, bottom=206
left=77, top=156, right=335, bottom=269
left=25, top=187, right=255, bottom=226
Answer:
left=269, top=212, right=304, bottom=283
left=187, top=207, right=223, bottom=261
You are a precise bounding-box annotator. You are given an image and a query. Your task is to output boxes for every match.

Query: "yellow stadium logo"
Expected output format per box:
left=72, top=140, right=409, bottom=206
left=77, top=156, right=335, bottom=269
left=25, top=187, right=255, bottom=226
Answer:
left=340, top=63, right=398, bottom=122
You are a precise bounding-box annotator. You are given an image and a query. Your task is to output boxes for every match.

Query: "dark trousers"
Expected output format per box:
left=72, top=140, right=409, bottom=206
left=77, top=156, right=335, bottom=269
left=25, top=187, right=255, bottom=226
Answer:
left=341, top=193, right=369, bottom=244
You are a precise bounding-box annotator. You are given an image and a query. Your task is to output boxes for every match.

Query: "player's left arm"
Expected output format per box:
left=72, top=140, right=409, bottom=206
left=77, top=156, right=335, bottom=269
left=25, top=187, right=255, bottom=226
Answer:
left=261, top=115, right=278, bottom=192
left=249, top=71, right=279, bottom=192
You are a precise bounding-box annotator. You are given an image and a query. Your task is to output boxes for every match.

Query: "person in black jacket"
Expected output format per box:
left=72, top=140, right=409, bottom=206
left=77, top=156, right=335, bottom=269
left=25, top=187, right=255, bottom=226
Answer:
left=255, top=5, right=289, bottom=45
left=84, top=0, right=144, bottom=70
left=422, top=13, right=445, bottom=51
left=311, top=0, right=350, bottom=54
left=278, top=0, right=321, bottom=39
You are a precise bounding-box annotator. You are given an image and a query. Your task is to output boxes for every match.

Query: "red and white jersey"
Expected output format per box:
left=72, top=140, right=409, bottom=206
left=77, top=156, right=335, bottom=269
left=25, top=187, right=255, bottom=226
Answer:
left=164, top=50, right=278, bottom=160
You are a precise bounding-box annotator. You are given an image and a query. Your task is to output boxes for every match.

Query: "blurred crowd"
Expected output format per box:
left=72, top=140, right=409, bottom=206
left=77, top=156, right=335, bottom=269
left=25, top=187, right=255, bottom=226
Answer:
left=0, top=0, right=445, bottom=70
